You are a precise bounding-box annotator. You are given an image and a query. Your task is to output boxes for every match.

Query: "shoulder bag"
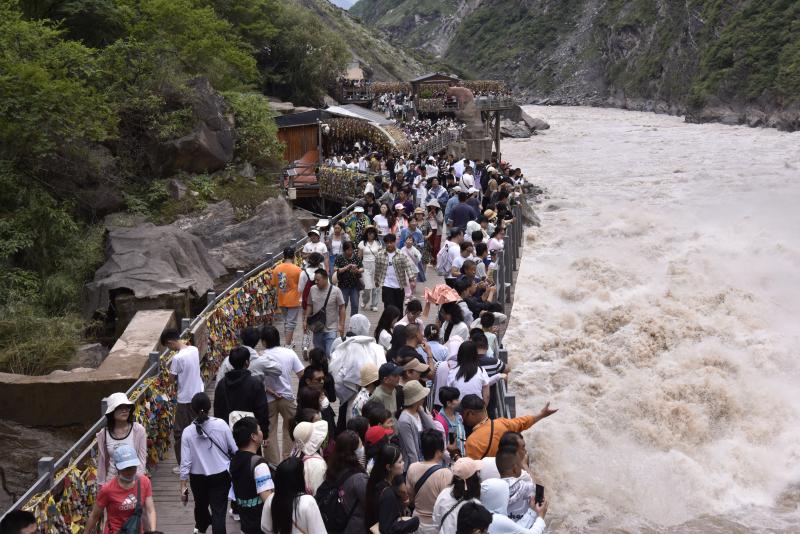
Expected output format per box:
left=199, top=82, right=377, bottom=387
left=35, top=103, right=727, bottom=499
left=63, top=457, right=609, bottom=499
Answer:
left=306, top=285, right=332, bottom=333
left=115, top=478, right=142, bottom=534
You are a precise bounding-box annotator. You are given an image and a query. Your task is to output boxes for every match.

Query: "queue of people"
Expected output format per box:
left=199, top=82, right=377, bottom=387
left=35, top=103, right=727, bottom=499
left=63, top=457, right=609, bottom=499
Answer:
left=63, top=146, right=554, bottom=534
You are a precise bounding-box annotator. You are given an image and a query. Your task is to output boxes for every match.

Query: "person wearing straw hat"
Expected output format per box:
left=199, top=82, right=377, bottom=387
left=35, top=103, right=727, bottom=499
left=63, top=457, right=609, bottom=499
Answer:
left=96, top=392, right=148, bottom=486
left=349, top=361, right=380, bottom=419
left=396, top=380, right=437, bottom=468
left=85, top=444, right=157, bottom=534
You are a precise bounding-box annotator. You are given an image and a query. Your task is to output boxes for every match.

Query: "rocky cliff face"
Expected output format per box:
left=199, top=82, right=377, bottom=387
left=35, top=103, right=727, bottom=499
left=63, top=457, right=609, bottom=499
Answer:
left=350, top=0, right=800, bottom=130
left=300, top=0, right=425, bottom=81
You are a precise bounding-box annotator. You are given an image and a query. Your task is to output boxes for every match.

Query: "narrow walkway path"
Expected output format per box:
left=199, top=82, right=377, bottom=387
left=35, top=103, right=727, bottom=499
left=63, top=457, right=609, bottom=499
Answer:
left=153, top=267, right=450, bottom=533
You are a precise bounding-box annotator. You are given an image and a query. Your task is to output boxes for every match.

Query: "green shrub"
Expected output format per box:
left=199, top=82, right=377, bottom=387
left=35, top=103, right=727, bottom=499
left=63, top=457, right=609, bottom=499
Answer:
left=222, top=92, right=284, bottom=167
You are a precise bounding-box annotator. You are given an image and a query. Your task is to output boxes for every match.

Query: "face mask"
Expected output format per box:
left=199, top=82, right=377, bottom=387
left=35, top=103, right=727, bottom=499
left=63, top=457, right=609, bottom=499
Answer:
left=320, top=396, right=330, bottom=410
left=356, top=446, right=366, bottom=467
left=118, top=473, right=136, bottom=484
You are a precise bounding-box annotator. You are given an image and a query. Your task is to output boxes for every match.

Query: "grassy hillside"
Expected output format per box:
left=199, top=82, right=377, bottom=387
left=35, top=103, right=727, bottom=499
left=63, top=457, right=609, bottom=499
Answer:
left=351, top=0, right=800, bottom=128
left=300, top=0, right=426, bottom=81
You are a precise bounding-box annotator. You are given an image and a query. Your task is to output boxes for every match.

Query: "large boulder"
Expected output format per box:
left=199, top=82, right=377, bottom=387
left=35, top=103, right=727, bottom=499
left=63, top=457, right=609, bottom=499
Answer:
left=500, top=119, right=533, bottom=138
left=83, top=223, right=228, bottom=317
left=520, top=111, right=550, bottom=131
left=175, top=197, right=306, bottom=270
left=151, top=78, right=236, bottom=177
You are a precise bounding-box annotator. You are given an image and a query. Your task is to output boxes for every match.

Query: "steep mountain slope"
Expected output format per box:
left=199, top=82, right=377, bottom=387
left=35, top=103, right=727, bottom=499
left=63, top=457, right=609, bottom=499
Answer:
left=350, top=0, right=800, bottom=130
left=299, top=0, right=425, bottom=81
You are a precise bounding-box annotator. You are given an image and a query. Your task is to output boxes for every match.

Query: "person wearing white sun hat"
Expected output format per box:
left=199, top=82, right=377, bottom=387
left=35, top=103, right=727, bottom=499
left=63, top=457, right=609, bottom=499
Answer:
left=291, top=420, right=329, bottom=495
left=96, top=392, right=148, bottom=486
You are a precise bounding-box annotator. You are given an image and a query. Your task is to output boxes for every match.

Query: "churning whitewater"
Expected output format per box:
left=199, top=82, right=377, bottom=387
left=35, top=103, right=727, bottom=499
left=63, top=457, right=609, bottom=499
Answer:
left=503, top=106, right=800, bottom=532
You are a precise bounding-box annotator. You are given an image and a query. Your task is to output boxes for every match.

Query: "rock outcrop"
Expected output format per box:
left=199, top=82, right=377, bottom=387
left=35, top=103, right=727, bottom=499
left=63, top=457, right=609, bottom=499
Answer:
left=83, top=223, right=228, bottom=317
left=175, top=197, right=307, bottom=269
left=150, top=78, right=236, bottom=177
left=351, top=0, right=800, bottom=131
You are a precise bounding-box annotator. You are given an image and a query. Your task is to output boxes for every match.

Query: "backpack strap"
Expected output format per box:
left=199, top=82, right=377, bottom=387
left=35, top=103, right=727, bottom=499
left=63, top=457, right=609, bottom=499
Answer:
left=413, top=464, right=443, bottom=496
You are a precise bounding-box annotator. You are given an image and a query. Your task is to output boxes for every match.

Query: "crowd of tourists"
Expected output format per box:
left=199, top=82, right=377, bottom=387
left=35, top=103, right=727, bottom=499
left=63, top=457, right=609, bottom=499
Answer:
left=396, top=119, right=464, bottom=149
left=15, top=153, right=553, bottom=534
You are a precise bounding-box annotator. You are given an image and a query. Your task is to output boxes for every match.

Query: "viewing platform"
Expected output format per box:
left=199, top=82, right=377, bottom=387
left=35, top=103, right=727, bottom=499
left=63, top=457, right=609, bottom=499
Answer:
left=3, top=199, right=527, bottom=532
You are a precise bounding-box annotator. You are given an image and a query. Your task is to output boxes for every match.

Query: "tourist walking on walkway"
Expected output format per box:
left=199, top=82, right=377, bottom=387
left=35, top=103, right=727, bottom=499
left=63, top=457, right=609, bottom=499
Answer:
left=374, top=233, right=415, bottom=312
left=334, top=241, right=364, bottom=316
left=161, top=329, right=204, bottom=471
left=271, top=246, right=303, bottom=347
left=216, top=326, right=282, bottom=385
left=181, top=392, right=237, bottom=534
left=213, top=346, right=270, bottom=438
left=96, top=392, right=147, bottom=486
left=229, top=417, right=273, bottom=534
left=261, top=325, right=305, bottom=465
left=85, top=444, right=157, bottom=534
left=321, top=430, right=369, bottom=533
left=407, top=429, right=454, bottom=534
left=260, top=457, right=326, bottom=534
left=358, top=226, right=382, bottom=311
left=291, top=420, right=329, bottom=495
left=303, top=268, right=346, bottom=357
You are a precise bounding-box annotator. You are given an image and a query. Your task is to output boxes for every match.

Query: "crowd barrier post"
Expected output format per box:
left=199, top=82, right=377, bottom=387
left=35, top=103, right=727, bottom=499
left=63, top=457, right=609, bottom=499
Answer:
left=180, top=317, right=191, bottom=333
left=37, top=458, right=54, bottom=489
left=206, top=290, right=216, bottom=305
left=235, top=270, right=245, bottom=286
left=504, top=237, right=513, bottom=303
left=496, top=250, right=506, bottom=303
left=100, top=398, right=108, bottom=418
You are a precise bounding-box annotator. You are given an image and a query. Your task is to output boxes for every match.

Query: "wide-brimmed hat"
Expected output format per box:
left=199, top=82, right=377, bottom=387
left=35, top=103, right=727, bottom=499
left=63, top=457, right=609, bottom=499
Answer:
left=113, top=444, right=141, bottom=470
left=483, top=209, right=497, bottom=220
left=403, top=358, right=429, bottom=374
left=414, top=207, right=425, bottom=215
left=360, top=362, right=379, bottom=387
left=394, top=203, right=405, bottom=211
left=105, top=392, right=134, bottom=415
left=426, top=199, right=441, bottom=209
left=293, top=420, right=328, bottom=456
left=402, top=380, right=430, bottom=407
left=353, top=206, right=365, bottom=213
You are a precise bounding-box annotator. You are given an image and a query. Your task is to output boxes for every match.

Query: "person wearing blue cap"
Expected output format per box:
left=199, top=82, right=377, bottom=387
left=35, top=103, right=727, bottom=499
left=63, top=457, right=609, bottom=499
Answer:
left=85, top=444, right=157, bottom=533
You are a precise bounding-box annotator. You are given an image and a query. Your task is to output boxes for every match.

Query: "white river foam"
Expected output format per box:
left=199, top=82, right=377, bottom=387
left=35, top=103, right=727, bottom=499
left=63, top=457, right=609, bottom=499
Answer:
left=503, top=106, right=800, bottom=532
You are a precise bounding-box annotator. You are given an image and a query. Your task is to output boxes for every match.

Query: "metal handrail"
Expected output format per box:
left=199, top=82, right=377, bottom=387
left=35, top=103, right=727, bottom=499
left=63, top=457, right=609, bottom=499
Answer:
left=3, top=200, right=526, bottom=521
left=1, top=198, right=364, bottom=520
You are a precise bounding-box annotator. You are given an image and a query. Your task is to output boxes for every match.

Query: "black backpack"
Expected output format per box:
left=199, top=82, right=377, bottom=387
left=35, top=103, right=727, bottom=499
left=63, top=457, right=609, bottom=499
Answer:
left=315, top=470, right=358, bottom=534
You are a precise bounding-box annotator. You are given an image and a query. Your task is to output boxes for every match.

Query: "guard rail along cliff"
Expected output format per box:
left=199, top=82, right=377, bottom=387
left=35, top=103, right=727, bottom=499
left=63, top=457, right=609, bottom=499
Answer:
left=1, top=199, right=527, bottom=530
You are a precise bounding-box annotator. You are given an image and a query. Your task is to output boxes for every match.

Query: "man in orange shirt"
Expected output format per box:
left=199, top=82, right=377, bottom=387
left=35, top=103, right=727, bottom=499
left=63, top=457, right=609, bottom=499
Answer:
left=271, top=247, right=302, bottom=346
left=460, top=394, right=558, bottom=460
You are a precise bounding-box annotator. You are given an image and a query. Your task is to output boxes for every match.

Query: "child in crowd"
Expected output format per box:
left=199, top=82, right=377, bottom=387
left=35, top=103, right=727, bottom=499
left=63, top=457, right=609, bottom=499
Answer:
left=401, top=236, right=422, bottom=299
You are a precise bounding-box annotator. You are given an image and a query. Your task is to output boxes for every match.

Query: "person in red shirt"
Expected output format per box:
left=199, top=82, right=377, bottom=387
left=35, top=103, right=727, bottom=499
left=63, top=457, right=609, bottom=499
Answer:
left=85, top=444, right=157, bottom=533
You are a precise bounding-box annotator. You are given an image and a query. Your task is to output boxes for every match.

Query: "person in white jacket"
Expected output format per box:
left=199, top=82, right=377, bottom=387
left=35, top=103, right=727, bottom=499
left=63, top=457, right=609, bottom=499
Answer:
left=261, top=456, right=326, bottom=534
left=480, top=478, right=548, bottom=534
left=328, top=314, right=387, bottom=422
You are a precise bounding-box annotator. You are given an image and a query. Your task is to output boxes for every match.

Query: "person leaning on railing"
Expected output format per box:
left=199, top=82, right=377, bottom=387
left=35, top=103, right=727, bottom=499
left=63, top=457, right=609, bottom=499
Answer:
left=460, top=395, right=558, bottom=460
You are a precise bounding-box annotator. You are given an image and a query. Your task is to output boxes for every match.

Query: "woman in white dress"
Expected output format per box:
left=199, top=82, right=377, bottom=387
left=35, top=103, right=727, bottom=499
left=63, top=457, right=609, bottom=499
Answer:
left=358, top=225, right=382, bottom=311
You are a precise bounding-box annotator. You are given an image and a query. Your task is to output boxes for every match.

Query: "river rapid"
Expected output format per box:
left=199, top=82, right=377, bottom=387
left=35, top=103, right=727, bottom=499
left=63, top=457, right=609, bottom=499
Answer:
left=502, top=106, right=800, bottom=532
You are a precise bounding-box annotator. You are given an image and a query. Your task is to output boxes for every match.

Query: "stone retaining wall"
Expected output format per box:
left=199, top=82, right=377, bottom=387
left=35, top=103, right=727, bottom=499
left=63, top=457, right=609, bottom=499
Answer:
left=0, top=310, right=175, bottom=427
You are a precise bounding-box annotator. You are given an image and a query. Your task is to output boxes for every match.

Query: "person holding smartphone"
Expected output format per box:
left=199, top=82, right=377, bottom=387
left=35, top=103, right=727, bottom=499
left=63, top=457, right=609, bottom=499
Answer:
left=480, top=478, right=548, bottom=533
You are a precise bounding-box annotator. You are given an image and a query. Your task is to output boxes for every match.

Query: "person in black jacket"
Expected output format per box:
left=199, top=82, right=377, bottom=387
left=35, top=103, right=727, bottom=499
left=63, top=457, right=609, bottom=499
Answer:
left=364, top=444, right=419, bottom=534
left=213, top=346, right=270, bottom=439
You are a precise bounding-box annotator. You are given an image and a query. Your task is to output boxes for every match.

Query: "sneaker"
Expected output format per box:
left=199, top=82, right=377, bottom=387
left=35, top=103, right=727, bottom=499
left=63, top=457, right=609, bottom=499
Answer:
left=371, top=306, right=378, bottom=312
left=229, top=509, right=240, bottom=521
left=172, top=466, right=180, bottom=475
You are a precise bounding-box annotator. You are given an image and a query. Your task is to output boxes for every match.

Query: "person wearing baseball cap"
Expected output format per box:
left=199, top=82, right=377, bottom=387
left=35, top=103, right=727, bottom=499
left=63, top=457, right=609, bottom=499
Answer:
left=370, top=362, right=404, bottom=420
left=400, top=357, right=429, bottom=387
left=396, top=380, right=437, bottom=467
left=85, top=444, right=157, bottom=534
left=96, top=392, right=147, bottom=486
left=432, top=457, right=484, bottom=533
